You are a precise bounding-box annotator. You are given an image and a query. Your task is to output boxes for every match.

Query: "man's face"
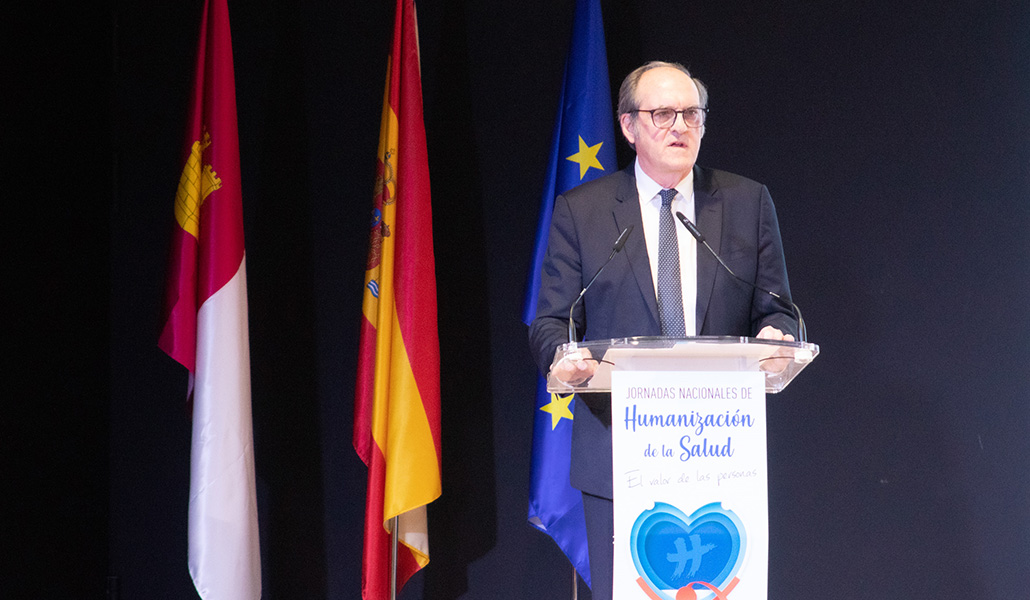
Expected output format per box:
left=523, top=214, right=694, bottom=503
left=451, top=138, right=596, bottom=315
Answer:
left=619, top=67, right=704, bottom=187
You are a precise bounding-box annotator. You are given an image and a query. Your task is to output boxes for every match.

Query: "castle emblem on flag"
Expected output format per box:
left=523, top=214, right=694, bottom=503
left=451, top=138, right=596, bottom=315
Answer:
left=174, top=131, right=222, bottom=239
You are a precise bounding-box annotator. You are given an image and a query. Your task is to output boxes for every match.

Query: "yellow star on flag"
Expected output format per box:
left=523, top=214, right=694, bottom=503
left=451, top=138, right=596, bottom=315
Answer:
left=539, top=392, right=575, bottom=429
left=566, top=136, right=605, bottom=179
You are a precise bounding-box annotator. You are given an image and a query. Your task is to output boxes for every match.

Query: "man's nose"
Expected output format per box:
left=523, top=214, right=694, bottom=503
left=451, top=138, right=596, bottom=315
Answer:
left=670, top=112, right=690, bottom=131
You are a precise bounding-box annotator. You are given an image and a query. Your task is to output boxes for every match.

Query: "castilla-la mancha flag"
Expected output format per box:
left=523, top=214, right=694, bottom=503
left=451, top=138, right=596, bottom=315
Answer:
left=158, top=0, right=261, bottom=597
left=353, top=0, right=442, bottom=598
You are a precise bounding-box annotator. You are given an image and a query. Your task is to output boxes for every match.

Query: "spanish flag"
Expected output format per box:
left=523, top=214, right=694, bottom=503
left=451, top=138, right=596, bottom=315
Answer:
left=353, top=0, right=442, bottom=597
left=158, top=0, right=261, bottom=597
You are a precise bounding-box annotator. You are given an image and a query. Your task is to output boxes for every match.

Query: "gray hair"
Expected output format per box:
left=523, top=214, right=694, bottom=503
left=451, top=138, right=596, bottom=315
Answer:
left=617, top=61, right=709, bottom=116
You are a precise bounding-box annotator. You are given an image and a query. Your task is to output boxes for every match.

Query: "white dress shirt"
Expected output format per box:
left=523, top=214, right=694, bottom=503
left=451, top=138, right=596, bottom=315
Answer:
left=634, top=159, right=697, bottom=336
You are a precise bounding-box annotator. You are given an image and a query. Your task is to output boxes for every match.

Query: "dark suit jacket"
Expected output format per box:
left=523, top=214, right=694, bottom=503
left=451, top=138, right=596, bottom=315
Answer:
left=528, top=164, right=797, bottom=498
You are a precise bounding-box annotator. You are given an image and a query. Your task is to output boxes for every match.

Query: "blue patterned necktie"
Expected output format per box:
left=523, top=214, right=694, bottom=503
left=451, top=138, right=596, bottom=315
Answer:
left=657, top=188, right=686, bottom=337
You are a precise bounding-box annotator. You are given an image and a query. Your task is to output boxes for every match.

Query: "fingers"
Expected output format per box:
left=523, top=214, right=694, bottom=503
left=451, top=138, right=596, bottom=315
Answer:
left=552, top=353, right=598, bottom=385
left=756, top=326, right=797, bottom=342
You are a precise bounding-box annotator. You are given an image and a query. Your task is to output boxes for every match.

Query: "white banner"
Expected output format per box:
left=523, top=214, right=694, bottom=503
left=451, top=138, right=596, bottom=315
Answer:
left=611, top=370, right=767, bottom=600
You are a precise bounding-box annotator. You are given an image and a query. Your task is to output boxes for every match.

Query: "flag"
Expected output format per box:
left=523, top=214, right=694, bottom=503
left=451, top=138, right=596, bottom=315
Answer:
left=523, top=0, right=617, bottom=588
left=157, top=0, right=261, bottom=597
left=353, top=0, right=442, bottom=597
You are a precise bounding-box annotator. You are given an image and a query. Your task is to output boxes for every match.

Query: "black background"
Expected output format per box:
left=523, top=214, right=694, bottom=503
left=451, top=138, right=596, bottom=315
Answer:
left=7, top=0, right=1030, bottom=598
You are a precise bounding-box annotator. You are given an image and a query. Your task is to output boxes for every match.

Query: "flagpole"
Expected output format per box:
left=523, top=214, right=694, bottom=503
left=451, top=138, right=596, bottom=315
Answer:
left=572, top=567, right=578, bottom=600
left=391, top=516, right=399, bottom=600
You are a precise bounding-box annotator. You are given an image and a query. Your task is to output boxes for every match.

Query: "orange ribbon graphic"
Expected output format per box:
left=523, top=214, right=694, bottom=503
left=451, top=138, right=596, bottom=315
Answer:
left=636, top=576, right=740, bottom=600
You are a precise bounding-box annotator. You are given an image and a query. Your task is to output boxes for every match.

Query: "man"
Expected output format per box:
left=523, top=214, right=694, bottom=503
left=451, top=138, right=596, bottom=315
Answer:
left=528, top=61, right=798, bottom=599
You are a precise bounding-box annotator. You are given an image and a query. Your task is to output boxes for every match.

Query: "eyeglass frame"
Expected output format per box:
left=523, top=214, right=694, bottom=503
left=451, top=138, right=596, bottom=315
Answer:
left=629, top=106, right=709, bottom=129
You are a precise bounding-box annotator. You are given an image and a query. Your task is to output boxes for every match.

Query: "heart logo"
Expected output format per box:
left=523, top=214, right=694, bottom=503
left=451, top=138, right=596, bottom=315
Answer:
left=630, top=502, right=746, bottom=600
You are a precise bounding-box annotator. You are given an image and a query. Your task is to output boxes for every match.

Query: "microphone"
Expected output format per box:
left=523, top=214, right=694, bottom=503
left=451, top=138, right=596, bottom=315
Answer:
left=568, top=225, right=634, bottom=343
left=675, top=212, right=806, bottom=342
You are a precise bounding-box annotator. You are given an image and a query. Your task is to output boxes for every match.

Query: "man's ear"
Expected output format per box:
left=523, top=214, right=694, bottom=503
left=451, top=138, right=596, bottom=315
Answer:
left=619, top=113, right=636, bottom=146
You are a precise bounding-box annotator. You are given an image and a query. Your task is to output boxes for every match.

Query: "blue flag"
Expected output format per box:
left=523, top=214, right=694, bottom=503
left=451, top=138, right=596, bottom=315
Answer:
left=523, top=0, right=616, bottom=587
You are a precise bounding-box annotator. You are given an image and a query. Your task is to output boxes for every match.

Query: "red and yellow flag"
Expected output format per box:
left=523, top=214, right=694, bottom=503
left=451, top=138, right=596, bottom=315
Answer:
left=353, top=0, right=441, bottom=597
left=158, top=0, right=261, bottom=597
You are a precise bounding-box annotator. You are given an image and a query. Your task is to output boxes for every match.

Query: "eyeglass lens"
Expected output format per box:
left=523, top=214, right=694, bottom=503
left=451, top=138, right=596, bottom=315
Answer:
left=651, top=108, right=705, bottom=128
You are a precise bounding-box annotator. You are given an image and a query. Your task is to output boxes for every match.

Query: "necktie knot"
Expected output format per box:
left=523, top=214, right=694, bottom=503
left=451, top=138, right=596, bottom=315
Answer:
left=660, top=188, right=678, bottom=207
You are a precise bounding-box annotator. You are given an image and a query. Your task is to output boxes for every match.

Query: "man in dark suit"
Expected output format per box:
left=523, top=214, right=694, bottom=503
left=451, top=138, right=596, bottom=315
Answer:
left=528, top=61, right=798, bottom=599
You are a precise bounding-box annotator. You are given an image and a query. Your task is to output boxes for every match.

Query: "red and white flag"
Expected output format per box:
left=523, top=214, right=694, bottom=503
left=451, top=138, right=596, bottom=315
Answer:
left=158, top=0, right=261, bottom=597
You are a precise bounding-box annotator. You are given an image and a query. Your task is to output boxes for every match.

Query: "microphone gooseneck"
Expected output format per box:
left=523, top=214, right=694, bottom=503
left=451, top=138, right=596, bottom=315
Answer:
left=568, top=225, right=634, bottom=343
left=674, top=211, right=806, bottom=342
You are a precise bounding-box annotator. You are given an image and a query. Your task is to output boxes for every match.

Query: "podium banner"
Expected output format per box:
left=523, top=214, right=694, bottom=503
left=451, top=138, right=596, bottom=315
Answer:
left=612, top=370, right=768, bottom=600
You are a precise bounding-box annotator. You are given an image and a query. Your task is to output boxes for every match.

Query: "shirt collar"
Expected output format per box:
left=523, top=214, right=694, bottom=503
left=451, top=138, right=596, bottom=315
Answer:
left=634, top=159, right=694, bottom=204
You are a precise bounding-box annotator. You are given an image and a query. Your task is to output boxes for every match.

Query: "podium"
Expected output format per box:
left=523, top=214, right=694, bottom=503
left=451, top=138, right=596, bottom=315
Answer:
left=547, top=336, right=819, bottom=600
left=546, top=335, right=817, bottom=395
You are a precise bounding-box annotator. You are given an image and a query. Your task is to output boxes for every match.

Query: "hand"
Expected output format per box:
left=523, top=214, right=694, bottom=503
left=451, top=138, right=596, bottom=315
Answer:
left=756, top=325, right=795, bottom=342
left=550, top=348, right=598, bottom=386
left=756, top=326, right=795, bottom=373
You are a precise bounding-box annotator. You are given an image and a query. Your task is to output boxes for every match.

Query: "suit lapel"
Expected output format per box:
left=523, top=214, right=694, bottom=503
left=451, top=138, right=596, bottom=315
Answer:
left=694, top=166, right=722, bottom=334
left=611, top=169, right=660, bottom=327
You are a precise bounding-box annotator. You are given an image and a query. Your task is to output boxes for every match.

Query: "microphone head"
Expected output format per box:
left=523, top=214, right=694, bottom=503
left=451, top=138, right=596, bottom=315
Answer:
left=675, top=211, right=705, bottom=243
left=613, top=225, right=633, bottom=253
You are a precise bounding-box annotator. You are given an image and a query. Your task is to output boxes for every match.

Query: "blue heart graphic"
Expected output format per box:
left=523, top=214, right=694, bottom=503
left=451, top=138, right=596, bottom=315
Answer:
left=630, top=502, right=746, bottom=598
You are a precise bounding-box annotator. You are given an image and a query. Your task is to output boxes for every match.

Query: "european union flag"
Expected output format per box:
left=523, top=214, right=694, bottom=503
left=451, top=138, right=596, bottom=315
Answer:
left=523, top=0, right=616, bottom=588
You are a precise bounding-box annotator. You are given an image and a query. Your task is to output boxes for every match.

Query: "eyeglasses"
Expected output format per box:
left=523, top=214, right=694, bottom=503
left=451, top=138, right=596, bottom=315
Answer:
left=631, top=107, right=708, bottom=129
